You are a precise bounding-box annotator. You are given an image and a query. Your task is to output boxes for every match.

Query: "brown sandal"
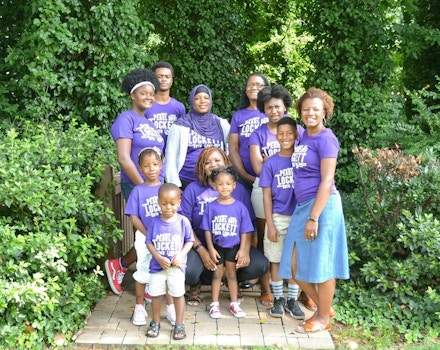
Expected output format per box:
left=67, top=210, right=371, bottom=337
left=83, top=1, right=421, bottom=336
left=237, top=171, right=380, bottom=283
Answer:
left=298, top=290, right=317, bottom=312
left=186, top=282, right=202, bottom=307
left=260, top=294, right=274, bottom=308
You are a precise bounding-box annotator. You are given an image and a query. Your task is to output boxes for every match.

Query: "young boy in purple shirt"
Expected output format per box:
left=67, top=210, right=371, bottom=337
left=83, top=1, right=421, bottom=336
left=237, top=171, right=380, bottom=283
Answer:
left=259, top=117, right=305, bottom=320
left=145, top=183, right=194, bottom=340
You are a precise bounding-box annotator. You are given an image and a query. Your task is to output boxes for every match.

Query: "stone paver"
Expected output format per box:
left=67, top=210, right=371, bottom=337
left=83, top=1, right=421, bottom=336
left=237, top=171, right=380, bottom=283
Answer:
left=74, top=271, right=335, bottom=349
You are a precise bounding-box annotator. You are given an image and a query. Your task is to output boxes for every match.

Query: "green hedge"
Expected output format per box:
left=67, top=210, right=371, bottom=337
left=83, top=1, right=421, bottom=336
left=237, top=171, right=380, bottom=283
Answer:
left=0, top=120, right=122, bottom=348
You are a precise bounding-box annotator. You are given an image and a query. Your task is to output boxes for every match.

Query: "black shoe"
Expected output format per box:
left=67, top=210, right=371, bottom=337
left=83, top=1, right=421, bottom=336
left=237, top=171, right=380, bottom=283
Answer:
left=285, top=298, right=305, bottom=319
left=270, top=297, right=285, bottom=317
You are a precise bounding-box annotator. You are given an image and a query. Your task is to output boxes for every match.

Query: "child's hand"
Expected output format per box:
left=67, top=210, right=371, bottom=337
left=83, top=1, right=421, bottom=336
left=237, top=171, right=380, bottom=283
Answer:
left=267, top=226, right=280, bottom=242
left=157, top=256, right=171, bottom=270
left=170, top=253, right=182, bottom=267
left=200, top=249, right=217, bottom=271
left=235, top=249, right=250, bottom=270
left=208, top=248, right=220, bottom=267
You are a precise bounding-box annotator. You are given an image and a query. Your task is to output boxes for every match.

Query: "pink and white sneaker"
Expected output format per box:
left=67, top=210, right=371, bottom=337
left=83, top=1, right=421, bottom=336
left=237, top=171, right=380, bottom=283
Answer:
left=229, top=302, right=246, bottom=318
left=209, top=302, right=222, bottom=319
left=104, top=258, right=127, bottom=295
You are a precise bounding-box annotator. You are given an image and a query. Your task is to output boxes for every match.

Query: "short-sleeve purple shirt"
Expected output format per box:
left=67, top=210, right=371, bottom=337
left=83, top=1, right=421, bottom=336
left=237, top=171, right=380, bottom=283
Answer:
left=111, top=110, right=165, bottom=183
left=124, top=183, right=161, bottom=229
left=145, top=98, right=186, bottom=143
left=200, top=200, right=254, bottom=248
left=259, top=154, right=296, bottom=216
left=291, top=128, right=339, bottom=203
left=230, top=108, right=268, bottom=176
left=145, top=214, right=194, bottom=273
left=179, top=129, right=225, bottom=183
left=249, top=124, right=280, bottom=158
left=180, top=181, right=255, bottom=245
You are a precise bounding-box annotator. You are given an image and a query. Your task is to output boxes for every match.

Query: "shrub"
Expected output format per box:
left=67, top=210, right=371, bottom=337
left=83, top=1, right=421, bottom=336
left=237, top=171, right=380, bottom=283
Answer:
left=0, top=120, right=122, bottom=348
left=339, top=146, right=440, bottom=342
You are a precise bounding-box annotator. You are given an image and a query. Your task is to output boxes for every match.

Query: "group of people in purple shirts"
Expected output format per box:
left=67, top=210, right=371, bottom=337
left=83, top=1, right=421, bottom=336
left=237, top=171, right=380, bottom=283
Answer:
left=105, top=62, right=349, bottom=340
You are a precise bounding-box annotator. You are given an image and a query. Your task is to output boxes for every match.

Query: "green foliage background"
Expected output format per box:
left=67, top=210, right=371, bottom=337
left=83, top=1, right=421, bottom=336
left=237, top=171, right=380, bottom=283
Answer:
left=0, top=0, right=439, bottom=347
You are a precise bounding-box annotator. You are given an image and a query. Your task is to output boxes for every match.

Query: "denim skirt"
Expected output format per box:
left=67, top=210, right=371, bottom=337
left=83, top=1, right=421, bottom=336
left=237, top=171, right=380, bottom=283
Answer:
left=279, top=193, right=349, bottom=283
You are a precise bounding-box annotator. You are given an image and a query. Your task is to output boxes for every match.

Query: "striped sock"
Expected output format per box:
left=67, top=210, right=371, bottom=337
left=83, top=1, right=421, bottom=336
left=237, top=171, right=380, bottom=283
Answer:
left=271, top=280, right=284, bottom=298
left=288, top=283, right=299, bottom=300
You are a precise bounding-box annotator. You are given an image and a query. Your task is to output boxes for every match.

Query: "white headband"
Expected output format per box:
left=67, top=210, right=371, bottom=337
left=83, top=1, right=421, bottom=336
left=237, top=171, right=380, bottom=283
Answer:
left=130, top=81, right=155, bottom=94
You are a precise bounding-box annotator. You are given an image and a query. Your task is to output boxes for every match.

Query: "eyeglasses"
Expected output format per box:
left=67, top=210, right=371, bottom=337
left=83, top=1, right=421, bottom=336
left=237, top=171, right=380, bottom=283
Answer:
left=246, top=83, right=265, bottom=89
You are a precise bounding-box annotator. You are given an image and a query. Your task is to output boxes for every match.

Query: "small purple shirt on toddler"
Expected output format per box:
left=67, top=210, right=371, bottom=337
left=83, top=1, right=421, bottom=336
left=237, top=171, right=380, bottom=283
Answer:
left=145, top=214, right=194, bottom=273
left=180, top=182, right=255, bottom=246
left=201, top=200, right=254, bottom=248
left=259, top=154, right=296, bottom=216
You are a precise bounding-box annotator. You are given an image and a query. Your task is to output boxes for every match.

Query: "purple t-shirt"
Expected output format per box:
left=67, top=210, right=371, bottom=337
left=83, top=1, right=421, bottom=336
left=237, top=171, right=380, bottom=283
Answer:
left=291, top=128, right=339, bottom=203
left=179, top=129, right=226, bottom=183
left=180, top=181, right=255, bottom=245
left=249, top=123, right=279, bottom=158
left=145, top=214, right=194, bottom=273
left=259, top=153, right=296, bottom=216
left=200, top=199, right=254, bottom=248
left=111, top=110, right=165, bottom=183
left=230, top=108, right=268, bottom=176
left=124, top=183, right=161, bottom=229
left=145, top=98, right=186, bottom=143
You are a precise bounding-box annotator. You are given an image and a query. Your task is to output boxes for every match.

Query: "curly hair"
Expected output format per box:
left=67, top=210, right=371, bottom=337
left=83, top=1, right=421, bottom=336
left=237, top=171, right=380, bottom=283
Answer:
left=295, top=87, right=334, bottom=120
left=210, top=165, right=238, bottom=183
left=256, top=84, right=293, bottom=113
left=195, top=146, right=231, bottom=186
left=121, top=68, right=160, bottom=94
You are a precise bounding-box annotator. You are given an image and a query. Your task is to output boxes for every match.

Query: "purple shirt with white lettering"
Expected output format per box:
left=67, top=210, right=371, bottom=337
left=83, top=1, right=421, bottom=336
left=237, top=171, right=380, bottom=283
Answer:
left=146, top=214, right=194, bottom=273
left=249, top=123, right=280, bottom=158
left=111, top=110, right=165, bottom=183
left=200, top=199, right=254, bottom=248
left=180, top=181, right=255, bottom=245
left=230, top=108, right=268, bottom=176
left=291, top=128, right=339, bottom=203
left=145, top=98, right=186, bottom=143
left=124, top=183, right=161, bottom=229
left=259, top=154, right=296, bottom=216
left=179, top=129, right=225, bottom=183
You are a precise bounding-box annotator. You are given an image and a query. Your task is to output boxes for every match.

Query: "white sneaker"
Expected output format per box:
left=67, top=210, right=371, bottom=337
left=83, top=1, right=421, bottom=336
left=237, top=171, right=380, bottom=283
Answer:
left=132, top=306, right=147, bottom=326
left=209, top=302, right=222, bottom=319
left=166, top=304, right=176, bottom=326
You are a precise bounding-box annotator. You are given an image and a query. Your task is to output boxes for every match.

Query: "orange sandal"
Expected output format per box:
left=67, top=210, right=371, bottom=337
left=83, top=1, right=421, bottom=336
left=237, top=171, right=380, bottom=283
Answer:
left=296, top=319, right=331, bottom=333
left=259, top=294, right=274, bottom=308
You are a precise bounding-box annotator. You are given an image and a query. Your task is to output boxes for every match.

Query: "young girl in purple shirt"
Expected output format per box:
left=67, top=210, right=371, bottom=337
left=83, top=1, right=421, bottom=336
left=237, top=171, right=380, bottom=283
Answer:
left=201, top=165, right=254, bottom=319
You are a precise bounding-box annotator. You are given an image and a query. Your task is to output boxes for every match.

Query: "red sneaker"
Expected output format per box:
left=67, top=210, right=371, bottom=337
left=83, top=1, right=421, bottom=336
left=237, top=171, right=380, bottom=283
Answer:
left=104, top=258, right=127, bottom=295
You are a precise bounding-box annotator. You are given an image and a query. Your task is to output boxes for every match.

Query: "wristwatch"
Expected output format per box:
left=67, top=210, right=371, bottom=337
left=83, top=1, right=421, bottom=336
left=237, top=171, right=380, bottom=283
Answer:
left=308, top=216, right=319, bottom=222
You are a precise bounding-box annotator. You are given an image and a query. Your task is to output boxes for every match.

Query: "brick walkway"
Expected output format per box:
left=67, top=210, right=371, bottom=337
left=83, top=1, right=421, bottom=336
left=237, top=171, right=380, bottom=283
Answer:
left=75, top=270, right=335, bottom=349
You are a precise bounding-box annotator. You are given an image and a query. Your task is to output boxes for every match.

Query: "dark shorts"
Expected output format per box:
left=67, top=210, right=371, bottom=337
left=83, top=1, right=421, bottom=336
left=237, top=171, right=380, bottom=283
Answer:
left=215, top=244, right=240, bottom=265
